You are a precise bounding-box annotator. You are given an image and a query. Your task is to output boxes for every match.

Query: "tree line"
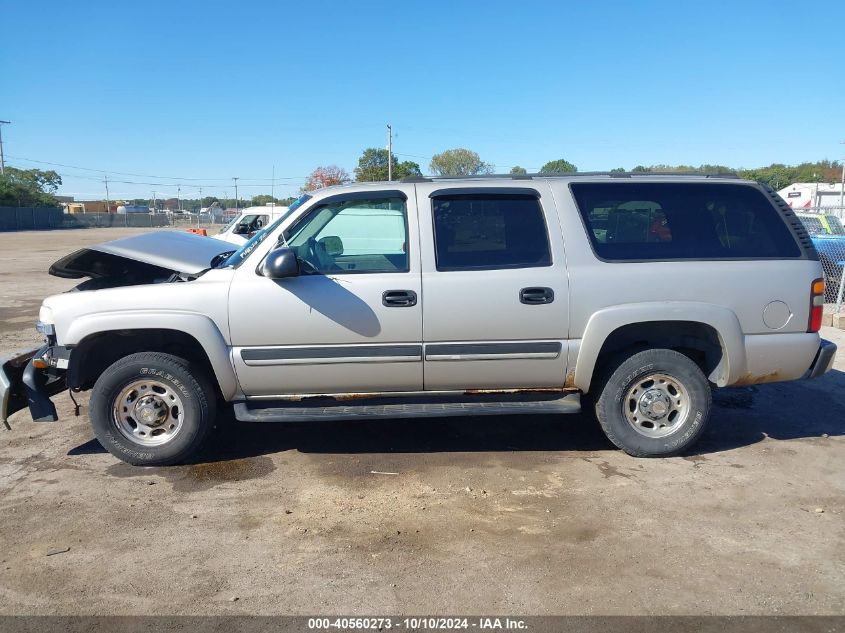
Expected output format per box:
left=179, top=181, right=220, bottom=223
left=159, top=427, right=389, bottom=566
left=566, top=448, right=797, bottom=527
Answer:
left=304, top=148, right=843, bottom=192
left=2, top=154, right=842, bottom=208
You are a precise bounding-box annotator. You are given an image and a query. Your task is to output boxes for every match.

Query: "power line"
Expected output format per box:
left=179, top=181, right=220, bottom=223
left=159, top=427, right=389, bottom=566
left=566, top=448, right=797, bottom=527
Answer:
left=5, top=154, right=308, bottom=182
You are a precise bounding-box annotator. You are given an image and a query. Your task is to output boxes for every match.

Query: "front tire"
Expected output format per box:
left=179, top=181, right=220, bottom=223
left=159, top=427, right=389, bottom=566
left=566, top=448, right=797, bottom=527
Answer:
left=593, top=348, right=711, bottom=457
left=89, top=352, right=216, bottom=466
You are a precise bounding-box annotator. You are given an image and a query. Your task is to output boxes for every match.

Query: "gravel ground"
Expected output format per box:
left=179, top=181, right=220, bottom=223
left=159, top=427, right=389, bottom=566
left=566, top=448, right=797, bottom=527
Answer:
left=0, top=227, right=843, bottom=616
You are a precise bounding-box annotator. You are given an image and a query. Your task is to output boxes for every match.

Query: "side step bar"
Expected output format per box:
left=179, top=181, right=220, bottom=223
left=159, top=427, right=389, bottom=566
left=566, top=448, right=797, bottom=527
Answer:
left=233, top=392, right=581, bottom=423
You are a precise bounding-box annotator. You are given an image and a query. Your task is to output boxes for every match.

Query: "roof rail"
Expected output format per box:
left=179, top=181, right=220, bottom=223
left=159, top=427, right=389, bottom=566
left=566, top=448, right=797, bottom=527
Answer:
left=403, top=171, right=740, bottom=182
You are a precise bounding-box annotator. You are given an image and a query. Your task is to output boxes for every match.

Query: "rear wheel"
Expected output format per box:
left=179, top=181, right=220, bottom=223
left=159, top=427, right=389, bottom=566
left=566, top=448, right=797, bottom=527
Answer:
left=593, top=348, right=711, bottom=457
left=89, top=352, right=216, bottom=466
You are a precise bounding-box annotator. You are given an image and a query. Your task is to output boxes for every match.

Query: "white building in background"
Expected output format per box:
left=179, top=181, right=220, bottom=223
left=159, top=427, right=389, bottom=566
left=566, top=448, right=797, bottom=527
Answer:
left=777, top=182, right=845, bottom=209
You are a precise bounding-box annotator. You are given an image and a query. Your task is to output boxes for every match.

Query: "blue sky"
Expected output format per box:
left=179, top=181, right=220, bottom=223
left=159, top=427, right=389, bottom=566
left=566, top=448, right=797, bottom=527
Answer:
left=2, top=0, right=843, bottom=201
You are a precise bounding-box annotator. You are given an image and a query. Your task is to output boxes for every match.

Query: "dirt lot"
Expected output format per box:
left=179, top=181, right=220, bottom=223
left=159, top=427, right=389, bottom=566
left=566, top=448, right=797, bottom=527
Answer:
left=0, top=227, right=843, bottom=616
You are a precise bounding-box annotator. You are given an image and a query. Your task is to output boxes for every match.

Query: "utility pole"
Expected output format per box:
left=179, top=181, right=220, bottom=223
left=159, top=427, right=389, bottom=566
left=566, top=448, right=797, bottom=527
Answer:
left=840, top=141, right=844, bottom=211
left=233, top=177, right=239, bottom=213
left=152, top=191, right=157, bottom=212
left=387, top=124, right=393, bottom=181
left=104, top=175, right=110, bottom=212
left=271, top=165, right=275, bottom=212
left=0, top=120, right=9, bottom=175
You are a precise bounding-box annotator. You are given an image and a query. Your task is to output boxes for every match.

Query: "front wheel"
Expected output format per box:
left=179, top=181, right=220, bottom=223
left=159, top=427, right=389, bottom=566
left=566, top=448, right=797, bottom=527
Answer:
left=89, top=352, right=216, bottom=466
left=593, top=348, right=711, bottom=457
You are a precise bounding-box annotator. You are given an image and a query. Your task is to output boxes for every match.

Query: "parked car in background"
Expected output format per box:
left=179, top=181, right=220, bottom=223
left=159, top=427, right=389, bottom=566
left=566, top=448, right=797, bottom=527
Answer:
left=1, top=175, right=836, bottom=466
left=214, top=205, right=291, bottom=246
left=796, top=212, right=845, bottom=302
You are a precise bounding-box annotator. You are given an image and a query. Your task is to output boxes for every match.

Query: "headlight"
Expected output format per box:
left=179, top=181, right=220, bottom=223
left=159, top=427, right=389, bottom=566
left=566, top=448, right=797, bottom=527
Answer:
left=36, top=304, right=56, bottom=337
left=38, top=304, right=54, bottom=325
left=35, top=321, right=55, bottom=336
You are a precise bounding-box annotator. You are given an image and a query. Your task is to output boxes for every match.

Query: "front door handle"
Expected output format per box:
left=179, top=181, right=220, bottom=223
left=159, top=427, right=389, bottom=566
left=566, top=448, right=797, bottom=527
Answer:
left=383, top=290, right=417, bottom=307
left=520, top=287, right=554, bottom=305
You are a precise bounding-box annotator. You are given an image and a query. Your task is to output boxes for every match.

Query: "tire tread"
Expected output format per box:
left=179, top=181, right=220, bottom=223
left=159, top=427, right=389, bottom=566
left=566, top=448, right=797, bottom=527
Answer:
left=89, top=352, right=216, bottom=466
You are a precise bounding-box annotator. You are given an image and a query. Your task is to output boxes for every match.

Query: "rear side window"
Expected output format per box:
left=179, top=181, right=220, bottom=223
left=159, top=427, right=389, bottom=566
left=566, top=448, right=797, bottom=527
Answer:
left=571, top=183, right=801, bottom=260
left=432, top=194, right=551, bottom=271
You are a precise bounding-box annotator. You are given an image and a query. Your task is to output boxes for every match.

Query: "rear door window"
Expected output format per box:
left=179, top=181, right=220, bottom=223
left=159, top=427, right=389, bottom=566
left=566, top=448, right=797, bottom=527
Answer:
left=431, top=194, right=551, bottom=271
left=571, top=183, right=801, bottom=260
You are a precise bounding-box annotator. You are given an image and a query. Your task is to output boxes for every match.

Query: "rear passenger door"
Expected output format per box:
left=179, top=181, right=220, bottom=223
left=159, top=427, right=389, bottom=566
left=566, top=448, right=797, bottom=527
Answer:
left=416, top=184, right=571, bottom=390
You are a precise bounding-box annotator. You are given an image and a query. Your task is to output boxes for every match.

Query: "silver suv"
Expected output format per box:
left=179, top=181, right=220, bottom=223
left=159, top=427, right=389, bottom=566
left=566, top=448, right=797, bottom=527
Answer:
left=0, top=174, right=837, bottom=465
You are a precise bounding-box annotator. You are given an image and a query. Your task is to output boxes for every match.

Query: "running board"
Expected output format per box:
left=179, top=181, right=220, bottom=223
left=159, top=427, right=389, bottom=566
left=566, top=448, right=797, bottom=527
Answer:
left=233, top=392, right=581, bottom=423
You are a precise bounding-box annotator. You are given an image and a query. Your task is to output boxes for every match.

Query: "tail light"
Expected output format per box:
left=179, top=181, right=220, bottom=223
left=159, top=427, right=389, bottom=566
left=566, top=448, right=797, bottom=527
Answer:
left=808, top=278, right=825, bottom=332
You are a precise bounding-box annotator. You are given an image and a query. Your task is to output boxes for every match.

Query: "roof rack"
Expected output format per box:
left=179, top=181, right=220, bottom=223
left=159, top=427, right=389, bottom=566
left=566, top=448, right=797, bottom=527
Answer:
left=402, top=171, right=740, bottom=183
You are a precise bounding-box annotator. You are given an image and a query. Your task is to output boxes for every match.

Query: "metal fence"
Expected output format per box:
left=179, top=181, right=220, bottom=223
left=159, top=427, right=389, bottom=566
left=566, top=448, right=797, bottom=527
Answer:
left=797, top=207, right=845, bottom=313
left=0, top=208, right=228, bottom=232
left=60, top=213, right=171, bottom=229
left=0, top=207, right=64, bottom=231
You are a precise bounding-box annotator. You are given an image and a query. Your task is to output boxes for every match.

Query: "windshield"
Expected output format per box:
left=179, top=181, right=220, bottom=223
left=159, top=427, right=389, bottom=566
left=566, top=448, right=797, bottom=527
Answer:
left=219, top=213, right=241, bottom=232
left=232, top=214, right=268, bottom=235
left=219, top=194, right=311, bottom=268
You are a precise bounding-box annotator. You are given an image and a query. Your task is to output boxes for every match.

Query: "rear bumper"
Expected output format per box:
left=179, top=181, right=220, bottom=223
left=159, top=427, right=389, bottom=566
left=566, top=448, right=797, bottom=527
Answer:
left=0, top=346, right=65, bottom=429
left=806, top=339, right=837, bottom=380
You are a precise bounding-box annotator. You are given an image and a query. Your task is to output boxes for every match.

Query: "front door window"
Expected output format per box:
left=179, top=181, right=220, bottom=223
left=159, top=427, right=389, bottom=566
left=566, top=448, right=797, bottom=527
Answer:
left=285, top=197, right=408, bottom=274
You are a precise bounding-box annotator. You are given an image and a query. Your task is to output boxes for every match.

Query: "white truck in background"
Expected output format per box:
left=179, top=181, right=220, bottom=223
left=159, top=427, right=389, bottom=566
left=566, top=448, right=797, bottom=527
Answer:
left=214, top=204, right=290, bottom=246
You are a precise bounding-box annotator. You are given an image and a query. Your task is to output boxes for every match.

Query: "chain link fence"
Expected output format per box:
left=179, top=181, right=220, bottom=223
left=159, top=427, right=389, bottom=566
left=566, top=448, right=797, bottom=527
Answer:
left=0, top=207, right=227, bottom=233
left=794, top=207, right=845, bottom=313
left=60, top=213, right=171, bottom=229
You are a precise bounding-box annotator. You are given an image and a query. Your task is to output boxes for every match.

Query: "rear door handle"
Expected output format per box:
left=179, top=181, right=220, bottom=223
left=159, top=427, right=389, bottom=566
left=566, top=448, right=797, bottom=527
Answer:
left=520, top=287, right=554, bottom=305
left=383, top=290, right=418, bottom=307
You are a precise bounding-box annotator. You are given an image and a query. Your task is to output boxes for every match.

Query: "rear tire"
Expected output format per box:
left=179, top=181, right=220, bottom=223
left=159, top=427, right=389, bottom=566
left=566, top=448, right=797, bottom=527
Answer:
left=89, top=352, right=216, bottom=466
left=593, top=348, right=711, bottom=457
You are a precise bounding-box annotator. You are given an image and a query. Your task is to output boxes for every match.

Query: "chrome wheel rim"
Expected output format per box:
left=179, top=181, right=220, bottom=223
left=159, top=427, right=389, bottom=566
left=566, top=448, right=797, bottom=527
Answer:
left=112, top=379, right=185, bottom=447
left=623, top=372, right=689, bottom=438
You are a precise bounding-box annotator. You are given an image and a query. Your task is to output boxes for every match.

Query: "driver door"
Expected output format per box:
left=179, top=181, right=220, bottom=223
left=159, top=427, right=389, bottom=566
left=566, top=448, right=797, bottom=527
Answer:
left=227, top=188, right=423, bottom=397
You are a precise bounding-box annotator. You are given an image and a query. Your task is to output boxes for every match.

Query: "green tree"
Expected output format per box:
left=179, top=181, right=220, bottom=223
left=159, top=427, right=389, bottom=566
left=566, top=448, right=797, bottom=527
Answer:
left=0, top=167, right=62, bottom=207
left=429, top=148, right=492, bottom=177
left=251, top=194, right=284, bottom=206
left=610, top=167, right=626, bottom=173
left=354, top=148, right=422, bottom=181
left=539, top=159, right=577, bottom=174
left=510, top=165, right=528, bottom=175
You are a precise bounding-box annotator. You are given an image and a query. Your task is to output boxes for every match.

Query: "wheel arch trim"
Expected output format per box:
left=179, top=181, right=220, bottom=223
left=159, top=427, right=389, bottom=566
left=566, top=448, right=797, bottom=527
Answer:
left=574, top=302, right=746, bottom=392
left=63, top=311, right=238, bottom=400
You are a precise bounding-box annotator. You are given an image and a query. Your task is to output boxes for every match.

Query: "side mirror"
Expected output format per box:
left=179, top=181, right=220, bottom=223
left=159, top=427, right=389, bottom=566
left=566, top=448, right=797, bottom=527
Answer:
left=259, top=246, right=300, bottom=279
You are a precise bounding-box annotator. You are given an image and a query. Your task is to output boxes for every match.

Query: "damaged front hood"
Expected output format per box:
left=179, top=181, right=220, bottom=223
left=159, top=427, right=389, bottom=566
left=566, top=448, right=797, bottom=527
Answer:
left=50, top=230, right=233, bottom=278
left=49, top=231, right=234, bottom=286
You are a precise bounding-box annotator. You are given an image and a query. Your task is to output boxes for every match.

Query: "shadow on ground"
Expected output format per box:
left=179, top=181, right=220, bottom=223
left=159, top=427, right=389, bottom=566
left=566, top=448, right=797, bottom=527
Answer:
left=69, top=370, right=845, bottom=464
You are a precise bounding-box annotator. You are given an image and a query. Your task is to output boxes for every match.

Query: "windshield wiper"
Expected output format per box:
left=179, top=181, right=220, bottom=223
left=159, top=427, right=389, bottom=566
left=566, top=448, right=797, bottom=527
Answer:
left=211, top=251, right=235, bottom=268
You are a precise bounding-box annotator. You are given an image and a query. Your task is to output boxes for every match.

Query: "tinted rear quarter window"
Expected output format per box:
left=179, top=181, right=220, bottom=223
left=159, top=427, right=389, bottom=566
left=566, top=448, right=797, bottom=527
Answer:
left=571, top=182, right=801, bottom=260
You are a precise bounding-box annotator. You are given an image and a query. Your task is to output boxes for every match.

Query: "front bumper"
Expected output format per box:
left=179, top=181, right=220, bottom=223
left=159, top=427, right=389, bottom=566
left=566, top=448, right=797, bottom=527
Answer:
left=0, top=346, right=66, bottom=429
left=806, top=339, right=837, bottom=380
